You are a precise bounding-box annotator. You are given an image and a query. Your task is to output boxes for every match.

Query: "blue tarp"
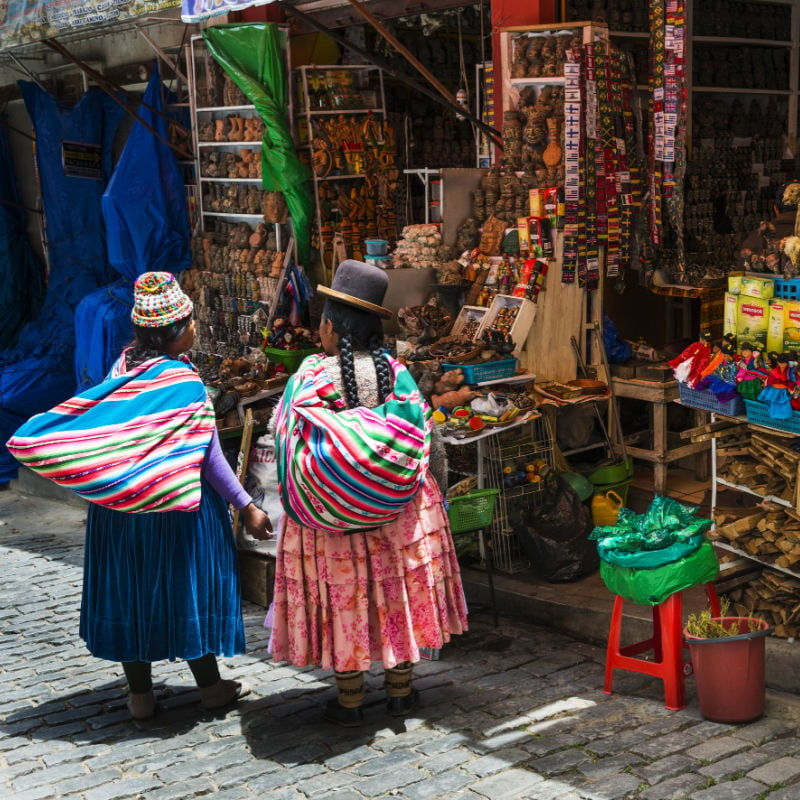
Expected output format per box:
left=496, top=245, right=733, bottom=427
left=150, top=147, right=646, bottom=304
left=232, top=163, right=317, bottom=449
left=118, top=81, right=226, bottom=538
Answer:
left=101, top=62, right=191, bottom=282
left=0, top=85, right=124, bottom=483
left=0, top=119, right=45, bottom=351
left=74, top=64, right=191, bottom=391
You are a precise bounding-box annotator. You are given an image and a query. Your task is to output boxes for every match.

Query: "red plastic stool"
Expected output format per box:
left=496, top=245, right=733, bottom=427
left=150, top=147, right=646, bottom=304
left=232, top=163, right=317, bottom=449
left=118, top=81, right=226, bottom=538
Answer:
left=603, top=583, right=720, bottom=710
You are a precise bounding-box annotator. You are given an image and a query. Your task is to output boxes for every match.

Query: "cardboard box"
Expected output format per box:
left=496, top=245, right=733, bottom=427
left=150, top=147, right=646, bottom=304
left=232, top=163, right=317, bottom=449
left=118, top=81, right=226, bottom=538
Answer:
left=451, top=305, right=489, bottom=340
left=783, top=300, right=800, bottom=351
left=635, top=362, right=673, bottom=382
left=724, top=292, right=738, bottom=339
left=740, top=275, right=775, bottom=300
left=768, top=300, right=785, bottom=354
left=727, top=274, right=743, bottom=295
left=238, top=550, right=275, bottom=608
left=476, top=294, right=536, bottom=350
left=736, top=296, right=769, bottom=349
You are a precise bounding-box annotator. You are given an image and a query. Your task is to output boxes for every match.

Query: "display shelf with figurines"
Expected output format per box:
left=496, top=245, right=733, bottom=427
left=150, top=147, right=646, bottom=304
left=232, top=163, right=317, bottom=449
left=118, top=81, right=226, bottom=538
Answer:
left=293, top=65, right=399, bottom=281
left=189, top=34, right=290, bottom=248
left=186, top=32, right=298, bottom=385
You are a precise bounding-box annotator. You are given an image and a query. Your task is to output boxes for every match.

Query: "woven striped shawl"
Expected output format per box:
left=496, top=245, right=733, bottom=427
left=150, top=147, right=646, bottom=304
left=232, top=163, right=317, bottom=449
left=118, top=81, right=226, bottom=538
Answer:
left=6, top=352, right=216, bottom=513
left=274, top=353, right=430, bottom=532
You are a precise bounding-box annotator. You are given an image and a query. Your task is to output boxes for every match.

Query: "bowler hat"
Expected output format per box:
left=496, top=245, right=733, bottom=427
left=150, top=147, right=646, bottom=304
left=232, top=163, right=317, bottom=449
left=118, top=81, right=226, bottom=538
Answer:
left=316, top=259, right=392, bottom=319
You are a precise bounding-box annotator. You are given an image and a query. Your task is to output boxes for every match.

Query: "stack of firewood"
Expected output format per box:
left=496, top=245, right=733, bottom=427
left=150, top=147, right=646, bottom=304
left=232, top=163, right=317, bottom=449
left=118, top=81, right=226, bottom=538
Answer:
left=712, top=504, right=800, bottom=571
left=683, top=416, right=800, bottom=638
left=748, top=430, right=800, bottom=508
left=726, top=571, right=800, bottom=639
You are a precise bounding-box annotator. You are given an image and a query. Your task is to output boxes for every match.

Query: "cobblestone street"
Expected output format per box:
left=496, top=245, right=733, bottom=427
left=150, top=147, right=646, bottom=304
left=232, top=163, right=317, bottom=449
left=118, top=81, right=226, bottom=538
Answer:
left=3, top=487, right=800, bottom=800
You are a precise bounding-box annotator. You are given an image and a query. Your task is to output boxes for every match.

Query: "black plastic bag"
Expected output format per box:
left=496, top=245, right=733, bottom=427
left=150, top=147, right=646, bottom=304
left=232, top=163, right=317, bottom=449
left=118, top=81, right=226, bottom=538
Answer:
left=511, top=475, right=599, bottom=582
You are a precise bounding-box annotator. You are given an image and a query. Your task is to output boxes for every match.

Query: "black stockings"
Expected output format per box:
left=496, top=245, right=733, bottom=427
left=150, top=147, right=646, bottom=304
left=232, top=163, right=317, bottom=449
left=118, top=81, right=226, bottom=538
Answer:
left=122, top=653, right=220, bottom=693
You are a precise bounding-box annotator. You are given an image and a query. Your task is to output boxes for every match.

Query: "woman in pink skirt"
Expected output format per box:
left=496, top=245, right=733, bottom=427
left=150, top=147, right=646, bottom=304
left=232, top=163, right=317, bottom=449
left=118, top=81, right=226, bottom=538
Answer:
left=268, top=260, right=468, bottom=726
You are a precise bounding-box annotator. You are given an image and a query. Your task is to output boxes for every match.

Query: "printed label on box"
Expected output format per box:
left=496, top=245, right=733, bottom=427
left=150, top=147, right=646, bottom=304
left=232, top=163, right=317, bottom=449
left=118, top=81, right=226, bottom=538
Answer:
left=724, top=292, right=738, bottom=339
left=768, top=301, right=785, bottom=354
left=783, top=300, right=800, bottom=351
left=741, top=276, right=775, bottom=300
left=737, top=296, right=769, bottom=349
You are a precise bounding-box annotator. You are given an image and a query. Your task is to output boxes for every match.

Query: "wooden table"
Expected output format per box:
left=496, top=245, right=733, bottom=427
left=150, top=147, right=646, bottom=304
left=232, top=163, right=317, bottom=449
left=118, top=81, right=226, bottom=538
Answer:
left=610, top=377, right=710, bottom=494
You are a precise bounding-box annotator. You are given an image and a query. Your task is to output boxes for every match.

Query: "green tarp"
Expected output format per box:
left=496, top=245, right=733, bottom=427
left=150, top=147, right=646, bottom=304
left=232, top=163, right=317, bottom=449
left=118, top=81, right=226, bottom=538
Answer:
left=202, top=23, right=314, bottom=266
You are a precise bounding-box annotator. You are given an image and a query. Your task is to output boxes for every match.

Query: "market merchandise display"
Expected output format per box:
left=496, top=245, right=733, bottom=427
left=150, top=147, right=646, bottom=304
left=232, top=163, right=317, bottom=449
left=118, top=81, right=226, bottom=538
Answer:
left=497, top=25, right=644, bottom=290
left=295, top=66, right=399, bottom=269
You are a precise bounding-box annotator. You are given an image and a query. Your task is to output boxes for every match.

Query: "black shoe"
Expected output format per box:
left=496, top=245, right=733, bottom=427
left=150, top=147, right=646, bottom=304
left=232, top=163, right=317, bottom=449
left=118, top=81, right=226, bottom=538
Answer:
left=323, top=699, right=364, bottom=728
left=387, top=688, right=419, bottom=717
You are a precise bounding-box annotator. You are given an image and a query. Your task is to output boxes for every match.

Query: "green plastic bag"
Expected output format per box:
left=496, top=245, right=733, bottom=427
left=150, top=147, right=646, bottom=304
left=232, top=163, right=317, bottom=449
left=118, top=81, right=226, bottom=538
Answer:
left=599, top=540, right=720, bottom=605
left=590, top=494, right=712, bottom=563
left=601, top=532, right=707, bottom=569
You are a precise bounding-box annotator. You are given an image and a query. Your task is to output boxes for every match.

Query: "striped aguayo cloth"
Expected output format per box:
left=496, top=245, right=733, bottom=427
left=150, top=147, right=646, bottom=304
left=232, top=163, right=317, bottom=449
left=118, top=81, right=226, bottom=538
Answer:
left=274, top=353, right=430, bottom=533
left=6, top=352, right=215, bottom=513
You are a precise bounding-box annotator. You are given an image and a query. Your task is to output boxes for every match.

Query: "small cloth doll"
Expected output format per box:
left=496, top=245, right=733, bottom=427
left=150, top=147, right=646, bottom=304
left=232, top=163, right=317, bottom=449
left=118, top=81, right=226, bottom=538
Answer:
left=697, top=342, right=738, bottom=401
left=736, top=342, right=769, bottom=401
left=696, top=339, right=725, bottom=383
left=669, top=330, right=712, bottom=387
left=759, top=352, right=797, bottom=418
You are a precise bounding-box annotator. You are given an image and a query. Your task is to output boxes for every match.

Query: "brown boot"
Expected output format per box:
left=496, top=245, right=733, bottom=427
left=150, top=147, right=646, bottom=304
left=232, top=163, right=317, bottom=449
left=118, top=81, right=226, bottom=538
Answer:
left=385, top=662, right=418, bottom=717
left=324, top=670, right=364, bottom=727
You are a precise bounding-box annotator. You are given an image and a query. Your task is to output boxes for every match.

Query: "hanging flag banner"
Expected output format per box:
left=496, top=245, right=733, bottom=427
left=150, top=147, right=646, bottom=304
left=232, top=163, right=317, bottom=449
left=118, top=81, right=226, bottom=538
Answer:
left=181, top=0, right=274, bottom=23
left=0, top=0, right=181, bottom=51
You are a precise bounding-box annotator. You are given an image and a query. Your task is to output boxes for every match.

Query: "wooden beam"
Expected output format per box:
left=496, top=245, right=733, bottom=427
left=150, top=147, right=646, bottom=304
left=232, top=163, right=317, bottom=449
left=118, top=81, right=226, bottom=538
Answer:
left=344, top=0, right=457, bottom=108
left=42, top=38, right=193, bottom=163
left=276, top=0, right=502, bottom=146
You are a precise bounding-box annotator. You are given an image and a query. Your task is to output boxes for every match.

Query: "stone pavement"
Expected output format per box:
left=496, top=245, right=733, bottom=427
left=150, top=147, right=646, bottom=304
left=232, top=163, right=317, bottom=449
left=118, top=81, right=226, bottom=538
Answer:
left=3, top=487, right=800, bottom=800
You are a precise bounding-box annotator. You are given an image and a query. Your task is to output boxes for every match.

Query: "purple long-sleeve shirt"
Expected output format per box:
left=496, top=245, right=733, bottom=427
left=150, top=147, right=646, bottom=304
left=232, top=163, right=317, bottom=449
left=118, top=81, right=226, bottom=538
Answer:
left=202, top=428, right=252, bottom=510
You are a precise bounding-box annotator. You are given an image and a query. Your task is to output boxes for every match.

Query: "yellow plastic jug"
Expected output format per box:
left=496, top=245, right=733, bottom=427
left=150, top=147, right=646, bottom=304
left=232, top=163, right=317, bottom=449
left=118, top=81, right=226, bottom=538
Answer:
left=591, top=490, right=624, bottom=527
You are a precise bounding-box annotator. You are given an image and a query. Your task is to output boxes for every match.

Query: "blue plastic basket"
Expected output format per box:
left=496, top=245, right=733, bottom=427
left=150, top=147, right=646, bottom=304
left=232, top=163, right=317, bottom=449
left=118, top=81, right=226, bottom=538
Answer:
left=773, top=278, right=800, bottom=300
left=678, top=382, right=744, bottom=417
left=744, top=398, right=800, bottom=434
left=442, top=358, right=517, bottom=384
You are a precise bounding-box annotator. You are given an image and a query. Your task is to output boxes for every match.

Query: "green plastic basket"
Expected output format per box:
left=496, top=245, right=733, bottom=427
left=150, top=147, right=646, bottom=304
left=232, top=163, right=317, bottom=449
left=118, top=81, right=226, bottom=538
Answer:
left=447, top=488, right=500, bottom=534
left=263, top=346, right=321, bottom=373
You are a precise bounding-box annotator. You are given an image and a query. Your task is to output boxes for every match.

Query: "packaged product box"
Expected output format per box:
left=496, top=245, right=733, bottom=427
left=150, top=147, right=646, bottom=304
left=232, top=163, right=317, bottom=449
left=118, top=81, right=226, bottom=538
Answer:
left=727, top=274, right=743, bottom=295
left=723, top=292, right=738, bottom=339
left=783, top=300, right=800, bottom=351
left=736, top=296, right=769, bottom=349
left=740, top=275, right=775, bottom=300
left=516, top=217, right=531, bottom=252
left=767, top=300, right=785, bottom=354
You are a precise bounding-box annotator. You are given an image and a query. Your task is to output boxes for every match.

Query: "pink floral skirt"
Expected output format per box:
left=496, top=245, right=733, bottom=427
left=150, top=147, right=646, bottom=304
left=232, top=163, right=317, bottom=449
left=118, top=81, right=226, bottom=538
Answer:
left=268, top=479, right=468, bottom=672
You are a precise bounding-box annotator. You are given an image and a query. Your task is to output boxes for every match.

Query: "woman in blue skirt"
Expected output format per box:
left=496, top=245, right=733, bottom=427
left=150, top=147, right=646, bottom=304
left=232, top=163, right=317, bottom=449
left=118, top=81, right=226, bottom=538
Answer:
left=77, top=273, right=272, bottom=719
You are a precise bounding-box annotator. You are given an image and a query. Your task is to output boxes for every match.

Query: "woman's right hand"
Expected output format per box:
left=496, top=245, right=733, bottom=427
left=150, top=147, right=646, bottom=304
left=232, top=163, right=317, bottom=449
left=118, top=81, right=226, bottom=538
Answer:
left=241, top=503, right=273, bottom=539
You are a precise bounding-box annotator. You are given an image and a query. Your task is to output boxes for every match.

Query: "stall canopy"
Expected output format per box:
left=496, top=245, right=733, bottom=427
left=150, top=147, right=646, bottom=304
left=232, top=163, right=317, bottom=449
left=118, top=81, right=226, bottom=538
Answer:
left=0, top=0, right=181, bottom=52
left=0, top=120, right=45, bottom=351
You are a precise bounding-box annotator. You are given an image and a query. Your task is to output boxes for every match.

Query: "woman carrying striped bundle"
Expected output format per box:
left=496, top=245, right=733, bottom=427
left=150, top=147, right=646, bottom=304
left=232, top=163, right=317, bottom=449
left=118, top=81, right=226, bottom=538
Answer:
left=7, top=272, right=272, bottom=719
left=267, top=259, right=468, bottom=727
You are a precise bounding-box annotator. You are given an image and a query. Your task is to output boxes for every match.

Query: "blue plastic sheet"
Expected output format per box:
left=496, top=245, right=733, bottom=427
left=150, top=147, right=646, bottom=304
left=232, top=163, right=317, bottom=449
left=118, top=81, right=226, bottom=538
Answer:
left=101, top=63, right=191, bottom=281
left=74, top=281, right=134, bottom=392
left=72, top=65, right=191, bottom=392
left=0, top=85, right=124, bottom=483
left=0, top=118, right=45, bottom=350
left=604, top=314, right=632, bottom=363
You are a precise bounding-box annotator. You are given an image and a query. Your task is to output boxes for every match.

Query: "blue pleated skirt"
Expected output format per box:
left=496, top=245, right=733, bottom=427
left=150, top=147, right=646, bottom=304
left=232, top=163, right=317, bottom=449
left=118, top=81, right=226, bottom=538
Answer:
left=80, top=480, right=245, bottom=663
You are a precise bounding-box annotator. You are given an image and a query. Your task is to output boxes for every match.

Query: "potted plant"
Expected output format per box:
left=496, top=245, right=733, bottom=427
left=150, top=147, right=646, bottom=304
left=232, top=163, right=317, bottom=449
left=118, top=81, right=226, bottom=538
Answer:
left=684, top=600, right=773, bottom=723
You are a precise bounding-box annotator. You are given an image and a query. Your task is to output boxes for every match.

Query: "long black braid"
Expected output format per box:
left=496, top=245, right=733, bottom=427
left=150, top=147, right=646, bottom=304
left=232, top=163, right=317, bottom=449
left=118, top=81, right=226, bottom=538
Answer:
left=369, top=334, right=392, bottom=404
left=125, top=315, right=192, bottom=370
left=322, top=300, right=393, bottom=409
